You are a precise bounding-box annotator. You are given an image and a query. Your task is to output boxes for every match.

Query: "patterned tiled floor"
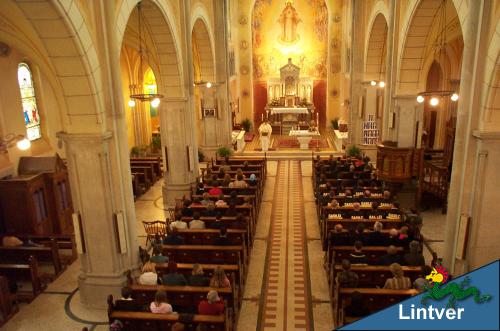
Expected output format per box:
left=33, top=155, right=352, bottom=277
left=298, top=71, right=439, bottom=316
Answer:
left=259, top=161, right=313, bottom=330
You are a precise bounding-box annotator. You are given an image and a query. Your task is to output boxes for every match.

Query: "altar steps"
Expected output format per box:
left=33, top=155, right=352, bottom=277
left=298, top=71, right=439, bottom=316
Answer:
left=238, top=149, right=344, bottom=160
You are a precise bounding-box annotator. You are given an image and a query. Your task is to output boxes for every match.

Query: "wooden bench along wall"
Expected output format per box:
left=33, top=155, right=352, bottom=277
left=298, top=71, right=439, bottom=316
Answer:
left=0, top=239, right=63, bottom=277
left=108, top=295, right=230, bottom=331
left=0, top=275, right=18, bottom=327
left=0, top=256, right=44, bottom=302
left=16, top=234, right=77, bottom=264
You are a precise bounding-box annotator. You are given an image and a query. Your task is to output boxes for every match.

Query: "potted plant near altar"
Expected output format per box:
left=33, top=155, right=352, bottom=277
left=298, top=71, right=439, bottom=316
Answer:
left=347, top=145, right=361, bottom=158
left=241, top=118, right=254, bottom=142
left=217, top=146, right=233, bottom=160
left=331, top=117, right=340, bottom=131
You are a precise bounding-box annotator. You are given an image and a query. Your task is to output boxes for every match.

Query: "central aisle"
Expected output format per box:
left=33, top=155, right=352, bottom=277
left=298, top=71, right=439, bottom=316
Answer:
left=237, top=160, right=334, bottom=331
left=259, top=161, right=311, bottom=330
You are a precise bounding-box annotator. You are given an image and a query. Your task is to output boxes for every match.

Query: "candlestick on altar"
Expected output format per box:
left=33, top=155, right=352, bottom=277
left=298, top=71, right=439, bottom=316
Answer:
left=261, top=113, right=264, bottom=121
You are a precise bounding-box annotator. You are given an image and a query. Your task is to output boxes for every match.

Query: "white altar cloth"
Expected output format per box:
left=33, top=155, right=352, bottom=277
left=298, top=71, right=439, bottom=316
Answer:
left=333, top=129, right=348, bottom=151
left=270, top=107, right=309, bottom=115
left=289, top=129, right=320, bottom=149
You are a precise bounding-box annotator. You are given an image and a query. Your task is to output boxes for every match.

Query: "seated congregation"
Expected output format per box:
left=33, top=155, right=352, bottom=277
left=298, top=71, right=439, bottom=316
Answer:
left=107, top=156, right=266, bottom=331
left=312, top=154, right=438, bottom=327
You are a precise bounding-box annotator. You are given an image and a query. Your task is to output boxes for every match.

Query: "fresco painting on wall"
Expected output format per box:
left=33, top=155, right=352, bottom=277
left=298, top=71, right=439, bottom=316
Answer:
left=252, top=0, right=328, bottom=81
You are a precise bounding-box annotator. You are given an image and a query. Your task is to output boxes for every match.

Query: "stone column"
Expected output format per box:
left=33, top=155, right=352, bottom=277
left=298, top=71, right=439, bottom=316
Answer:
left=57, top=132, right=138, bottom=308
left=393, top=96, right=419, bottom=148
left=348, top=0, right=365, bottom=146
left=161, top=99, right=199, bottom=206
left=213, top=0, right=233, bottom=147
left=443, top=0, right=487, bottom=273
left=381, top=0, right=397, bottom=141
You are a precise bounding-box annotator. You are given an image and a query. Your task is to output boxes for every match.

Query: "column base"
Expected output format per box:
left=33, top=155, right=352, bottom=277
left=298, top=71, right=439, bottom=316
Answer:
left=78, top=272, right=127, bottom=309
left=162, top=182, right=195, bottom=207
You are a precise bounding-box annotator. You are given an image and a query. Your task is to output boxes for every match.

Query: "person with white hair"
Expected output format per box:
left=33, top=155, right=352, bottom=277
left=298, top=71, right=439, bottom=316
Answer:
left=367, top=221, right=387, bottom=246
left=383, top=263, right=412, bottom=290
left=198, top=290, right=225, bottom=315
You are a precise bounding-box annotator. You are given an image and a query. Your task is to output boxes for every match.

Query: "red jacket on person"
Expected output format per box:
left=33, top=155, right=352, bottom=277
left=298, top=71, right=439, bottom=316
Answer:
left=198, top=300, right=225, bottom=315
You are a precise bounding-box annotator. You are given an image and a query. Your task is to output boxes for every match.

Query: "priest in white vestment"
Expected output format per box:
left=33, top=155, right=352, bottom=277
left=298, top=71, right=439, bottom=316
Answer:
left=258, top=120, right=273, bottom=151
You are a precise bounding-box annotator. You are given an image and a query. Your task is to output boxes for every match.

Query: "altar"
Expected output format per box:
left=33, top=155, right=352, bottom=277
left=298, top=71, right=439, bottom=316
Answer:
left=264, top=59, right=315, bottom=132
left=289, top=129, right=320, bottom=149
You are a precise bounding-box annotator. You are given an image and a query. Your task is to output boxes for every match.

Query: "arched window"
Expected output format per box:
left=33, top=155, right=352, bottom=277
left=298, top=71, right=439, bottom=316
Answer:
left=17, top=63, right=41, bottom=141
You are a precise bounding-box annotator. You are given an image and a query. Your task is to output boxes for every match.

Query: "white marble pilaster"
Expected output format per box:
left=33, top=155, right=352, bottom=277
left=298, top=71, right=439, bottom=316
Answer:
left=393, top=96, right=420, bottom=148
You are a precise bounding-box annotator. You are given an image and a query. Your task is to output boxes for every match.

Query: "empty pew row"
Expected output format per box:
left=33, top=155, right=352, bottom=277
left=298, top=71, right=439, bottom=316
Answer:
left=0, top=275, right=18, bottom=327
left=0, top=256, right=44, bottom=302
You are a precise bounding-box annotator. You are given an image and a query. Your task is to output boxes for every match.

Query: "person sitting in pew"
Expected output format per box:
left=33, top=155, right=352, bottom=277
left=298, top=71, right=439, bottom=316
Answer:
left=213, top=227, right=231, bottom=246
left=228, top=191, right=243, bottom=206
left=236, top=168, right=246, bottom=179
left=398, top=226, right=411, bottom=247
left=215, top=194, right=228, bottom=208
left=386, top=228, right=400, bottom=246
left=200, top=193, right=212, bottom=205
left=217, top=168, right=226, bottom=180
left=198, top=290, right=225, bottom=315
left=366, top=221, right=386, bottom=246
left=349, top=241, right=368, bottom=265
left=150, top=244, right=169, bottom=264
left=139, top=262, right=159, bottom=285
left=413, top=265, right=432, bottom=292
left=403, top=241, right=426, bottom=266
left=220, top=161, right=231, bottom=173
left=188, top=264, right=210, bottom=287
left=344, top=291, right=370, bottom=318
left=189, top=212, right=206, bottom=229
left=337, top=259, right=359, bottom=288
left=196, top=182, right=206, bottom=195
left=208, top=182, right=222, bottom=196
left=349, top=202, right=364, bottom=219
left=225, top=202, right=238, bottom=217
left=181, top=200, right=194, bottom=217
left=170, top=218, right=188, bottom=231
left=342, top=190, right=355, bottom=205
left=115, top=286, right=141, bottom=311
left=162, top=262, right=187, bottom=286
left=209, top=266, right=231, bottom=288
left=325, top=224, right=350, bottom=249
left=350, top=224, right=367, bottom=245
left=383, top=263, right=412, bottom=290
left=222, top=174, right=232, bottom=187
left=241, top=196, right=252, bottom=207
left=231, top=214, right=247, bottom=230
left=230, top=174, right=248, bottom=189
left=191, top=198, right=202, bottom=206
left=203, top=202, right=217, bottom=217
left=377, top=245, right=403, bottom=266
left=248, top=174, right=258, bottom=187
left=150, top=290, right=173, bottom=314
left=163, top=228, right=185, bottom=245
left=208, top=213, right=224, bottom=230
left=386, top=201, right=403, bottom=219
left=381, top=190, right=392, bottom=204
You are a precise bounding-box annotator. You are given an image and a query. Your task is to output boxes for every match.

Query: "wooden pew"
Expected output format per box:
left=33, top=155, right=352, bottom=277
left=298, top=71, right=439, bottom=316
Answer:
left=330, top=264, right=422, bottom=289
left=335, top=287, right=418, bottom=327
left=154, top=263, right=243, bottom=298
left=175, top=229, right=249, bottom=251
left=0, top=256, right=43, bottom=302
left=131, top=165, right=156, bottom=184
left=0, top=239, right=63, bottom=277
left=130, top=157, right=162, bottom=177
left=16, top=234, right=77, bottom=265
left=108, top=295, right=230, bottom=331
left=132, top=172, right=151, bottom=191
left=161, top=245, right=246, bottom=275
left=0, top=275, right=18, bottom=327
left=129, top=284, right=237, bottom=318
left=322, top=219, right=403, bottom=240
left=326, top=245, right=404, bottom=267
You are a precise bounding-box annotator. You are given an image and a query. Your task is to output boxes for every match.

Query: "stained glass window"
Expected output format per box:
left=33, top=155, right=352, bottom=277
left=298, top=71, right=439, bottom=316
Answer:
left=18, top=63, right=41, bottom=141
